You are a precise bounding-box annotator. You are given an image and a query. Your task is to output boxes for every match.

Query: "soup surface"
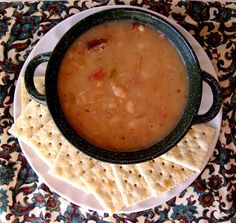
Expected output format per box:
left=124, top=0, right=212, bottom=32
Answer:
left=58, top=21, right=188, bottom=151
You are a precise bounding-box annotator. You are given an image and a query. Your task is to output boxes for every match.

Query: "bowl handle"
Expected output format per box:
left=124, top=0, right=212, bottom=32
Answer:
left=193, top=70, right=222, bottom=124
left=24, top=52, right=52, bottom=106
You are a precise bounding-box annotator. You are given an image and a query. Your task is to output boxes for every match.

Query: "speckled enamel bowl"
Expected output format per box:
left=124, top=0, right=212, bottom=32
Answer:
left=24, top=8, right=222, bottom=164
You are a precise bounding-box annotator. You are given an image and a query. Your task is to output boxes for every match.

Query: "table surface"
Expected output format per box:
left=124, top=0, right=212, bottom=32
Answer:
left=0, top=1, right=235, bottom=222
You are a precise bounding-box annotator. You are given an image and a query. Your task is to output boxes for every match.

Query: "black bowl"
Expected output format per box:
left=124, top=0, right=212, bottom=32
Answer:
left=24, top=7, right=222, bottom=164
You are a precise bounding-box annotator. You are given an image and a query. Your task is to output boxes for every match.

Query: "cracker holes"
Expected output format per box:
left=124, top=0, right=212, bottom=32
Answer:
left=28, top=116, right=32, bottom=119
left=103, top=169, right=106, bottom=172
left=48, top=153, right=51, bottom=156
left=67, top=153, right=70, bottom=157
left=202, top=132, right=206, bottom=136
left=119, top=166, right=122, bottom=169
left=48, top=142, right=52, bottom=146
left=82, top=170, right=85, bottom=174
left=129, top=170, right=132, bottom=174
left=169, top=175, right=172, bottom=178
left=152, top=160, right=155, bottom=163
left=59, top=143, right=62, bottom=146
left=138, top=175, right=141, bottom=178
left=162, top=162, right=165, bottom=166
left=80, top=161, right=83, bottom=164
left=149, top=170, right=153, bottom=173
left=159, top=172, right=163, bottom=176
left=172, top=165, right=175, bottom=168
left=181, top=168, right=185, bottom=171
left=134, top=184, right=137, bottom=187
left=124, top=180, right=128, bottom=183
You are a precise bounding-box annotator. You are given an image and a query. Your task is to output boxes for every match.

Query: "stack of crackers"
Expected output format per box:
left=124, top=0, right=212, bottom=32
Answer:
left=9, top=77, right=216, bottom=213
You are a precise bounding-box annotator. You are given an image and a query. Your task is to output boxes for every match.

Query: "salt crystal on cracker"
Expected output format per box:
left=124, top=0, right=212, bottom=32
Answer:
left=161, top=124, right=216, bottom=172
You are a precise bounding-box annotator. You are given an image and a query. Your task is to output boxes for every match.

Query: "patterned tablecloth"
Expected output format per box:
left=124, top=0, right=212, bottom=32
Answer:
left=0, top=1, right=235, bottom=222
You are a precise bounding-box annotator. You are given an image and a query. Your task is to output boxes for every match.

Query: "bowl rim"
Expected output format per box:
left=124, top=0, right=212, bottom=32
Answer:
left=45, top=7, right=202, bottom=164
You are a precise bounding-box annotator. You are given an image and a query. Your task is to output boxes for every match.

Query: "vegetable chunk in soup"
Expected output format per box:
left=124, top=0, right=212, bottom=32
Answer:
left=58, top=21, right=188, bottom=151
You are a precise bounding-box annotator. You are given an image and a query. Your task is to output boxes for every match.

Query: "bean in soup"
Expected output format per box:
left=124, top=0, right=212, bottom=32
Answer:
left=57, top=21, right=188, bottom=151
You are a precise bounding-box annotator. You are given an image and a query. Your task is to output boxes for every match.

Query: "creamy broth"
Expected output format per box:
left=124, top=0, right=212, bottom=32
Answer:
left=58, top=21, right=188, bottom=151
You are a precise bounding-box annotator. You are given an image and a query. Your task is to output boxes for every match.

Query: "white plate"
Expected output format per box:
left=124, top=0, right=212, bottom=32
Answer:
left=13, top=5, right=222, bottom=213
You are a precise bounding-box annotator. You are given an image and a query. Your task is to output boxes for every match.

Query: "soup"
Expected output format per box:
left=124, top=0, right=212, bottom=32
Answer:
left=57, top=21, right=188, bottom=151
